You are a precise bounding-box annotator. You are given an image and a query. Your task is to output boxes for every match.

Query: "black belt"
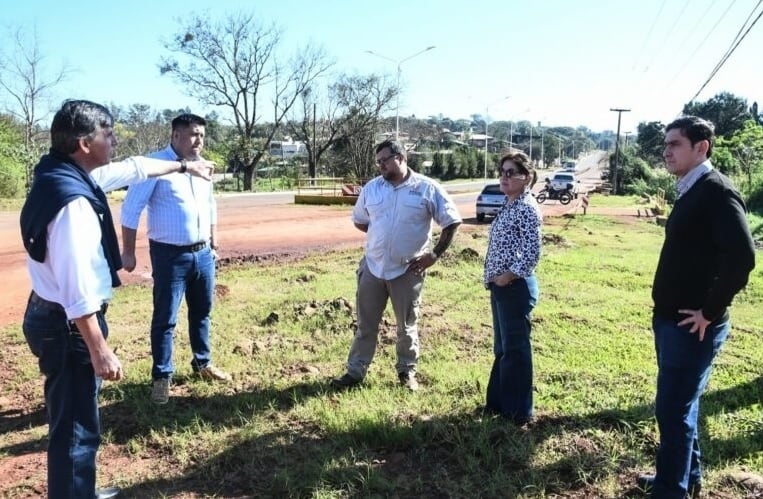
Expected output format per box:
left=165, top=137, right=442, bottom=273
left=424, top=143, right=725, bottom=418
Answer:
left=150, top=240, right=207, bottom=252
left=29, top=291, right=108, bottom=316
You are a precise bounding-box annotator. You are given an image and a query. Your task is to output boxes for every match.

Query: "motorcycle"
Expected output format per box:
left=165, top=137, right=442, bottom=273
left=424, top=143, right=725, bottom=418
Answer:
left=535, top=184, right=573, bottom=205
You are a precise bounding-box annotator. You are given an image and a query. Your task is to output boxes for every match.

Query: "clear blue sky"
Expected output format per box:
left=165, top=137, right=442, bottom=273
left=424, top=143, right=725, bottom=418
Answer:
left=4, top=0, right=762, bottom=133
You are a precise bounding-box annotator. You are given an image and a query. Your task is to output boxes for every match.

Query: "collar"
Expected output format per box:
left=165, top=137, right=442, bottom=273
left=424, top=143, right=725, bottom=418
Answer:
left=676, top=160, right=713, bottom=198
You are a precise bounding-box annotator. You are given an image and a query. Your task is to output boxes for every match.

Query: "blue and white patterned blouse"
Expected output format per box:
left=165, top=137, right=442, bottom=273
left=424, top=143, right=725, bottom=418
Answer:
left=483, top=189, right=543, bottom=285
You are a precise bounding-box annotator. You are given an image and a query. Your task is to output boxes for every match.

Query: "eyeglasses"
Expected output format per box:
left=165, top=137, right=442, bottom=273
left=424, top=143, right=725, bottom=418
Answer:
left=499, top=168, right=528, bottom=179
left=375, top=153, right=398, bottom=166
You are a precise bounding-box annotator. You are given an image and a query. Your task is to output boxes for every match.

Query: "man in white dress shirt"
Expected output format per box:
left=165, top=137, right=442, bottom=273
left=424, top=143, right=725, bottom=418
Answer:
left=20, top=99, right=213, bottom=499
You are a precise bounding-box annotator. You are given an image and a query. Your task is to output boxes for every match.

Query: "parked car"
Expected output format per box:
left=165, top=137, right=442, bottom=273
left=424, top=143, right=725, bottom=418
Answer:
left=475, top=183, right=506, bottom=222
left=548, top=172, right=580, bottom=197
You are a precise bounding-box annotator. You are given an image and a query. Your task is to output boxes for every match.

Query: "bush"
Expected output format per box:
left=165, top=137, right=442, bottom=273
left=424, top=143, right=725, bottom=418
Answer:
left=745, top=179, right=763, bottom=214
left=622, top=166, right=677, bottom=205
left=0, top=158, right=25, bottom=198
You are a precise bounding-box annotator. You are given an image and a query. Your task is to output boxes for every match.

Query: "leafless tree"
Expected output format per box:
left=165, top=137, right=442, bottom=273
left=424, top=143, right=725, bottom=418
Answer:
left=159, top=11, right=333, bottom=190
left=110, top=104, right=169, bottom=158
left=0, top=26, right=69, bottom=190
left=287, top=73, right=396, bottom=179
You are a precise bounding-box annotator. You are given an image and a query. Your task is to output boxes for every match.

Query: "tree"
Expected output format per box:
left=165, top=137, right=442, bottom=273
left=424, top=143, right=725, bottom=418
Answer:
left=636, top=121, right=665, bottom=166
left=714, top=120, right=763, bottom=194
left=160, top=11, right=333, bottom=190
left=0, top=26, right=69, bottom=190
left=287, top=73, right=396, bottom=178
left=751, top=102, right=762, bottom=126
left=110, top=103, right=168, bottom=158
left=430, top=151, right=444, bottom=178
left=682, top=92, right=751, bottom=137
left=445, top=152, right=457, bottom=180
left=0, top=113, right=25, bottom=197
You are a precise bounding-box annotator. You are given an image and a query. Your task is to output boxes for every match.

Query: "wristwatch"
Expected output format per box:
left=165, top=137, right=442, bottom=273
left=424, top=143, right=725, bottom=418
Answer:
left=179, top=159, right=188, bottom=173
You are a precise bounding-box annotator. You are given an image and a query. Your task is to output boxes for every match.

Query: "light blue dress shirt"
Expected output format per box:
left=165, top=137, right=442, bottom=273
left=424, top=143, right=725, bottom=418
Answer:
left=120, top=145, right=217, bottom=245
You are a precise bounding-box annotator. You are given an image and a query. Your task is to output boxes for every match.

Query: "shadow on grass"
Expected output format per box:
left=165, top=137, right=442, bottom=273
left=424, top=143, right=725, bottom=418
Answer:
left=0, top=405, right=46, bottom=437
left=101, top=378, right=651, bottom=498
left=5, top=374, right=759, bottom=497
left=100, top=379, right=329, bottom=444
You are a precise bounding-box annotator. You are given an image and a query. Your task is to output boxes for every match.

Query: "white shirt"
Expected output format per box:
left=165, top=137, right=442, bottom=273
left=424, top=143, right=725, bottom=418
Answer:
left=352, top=170, right=462, bottom=280
left=26, top=157, right=168, bottom=320
left=120, top=145, right=217, bottom=245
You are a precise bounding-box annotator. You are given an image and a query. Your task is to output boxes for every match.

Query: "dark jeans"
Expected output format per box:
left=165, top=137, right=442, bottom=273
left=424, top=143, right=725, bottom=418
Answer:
left=651, top=315, right=729, bottom=499
left=149, top=241, right=215, bottom=380
left=23, top=293, right=107, bottom=499
left=486, top=275, right=539, bottom=423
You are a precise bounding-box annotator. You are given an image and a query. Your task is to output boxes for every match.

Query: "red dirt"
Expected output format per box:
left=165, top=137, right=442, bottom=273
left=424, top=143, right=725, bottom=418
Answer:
left=1, top=192, right=591, bottom=328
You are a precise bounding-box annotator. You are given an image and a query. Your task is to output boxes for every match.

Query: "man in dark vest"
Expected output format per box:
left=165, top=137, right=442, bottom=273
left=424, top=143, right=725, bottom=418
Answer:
left=20, top=99, right=214, bottom=498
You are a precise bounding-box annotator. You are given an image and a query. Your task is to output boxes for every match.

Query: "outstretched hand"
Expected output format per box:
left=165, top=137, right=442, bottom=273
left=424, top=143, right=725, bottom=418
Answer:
left=186, top=160, right=215, bottom=180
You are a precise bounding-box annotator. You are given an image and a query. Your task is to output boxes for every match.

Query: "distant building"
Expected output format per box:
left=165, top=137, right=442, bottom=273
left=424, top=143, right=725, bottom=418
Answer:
left=269, top=137, right=307, bottom=158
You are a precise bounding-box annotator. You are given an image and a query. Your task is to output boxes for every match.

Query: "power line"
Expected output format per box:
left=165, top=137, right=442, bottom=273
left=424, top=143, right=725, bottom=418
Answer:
left=669, top=0, right=716, bottom=61
left=642, top=0, right=692, bottom=72
left=687, top=0, right=763, bottom=103
left=666, top=0, right=738, bottom=88
left=633, top=0, right=668, bottom=71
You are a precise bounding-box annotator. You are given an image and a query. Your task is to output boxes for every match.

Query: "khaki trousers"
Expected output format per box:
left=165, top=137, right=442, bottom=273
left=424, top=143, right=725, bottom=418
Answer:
left=346, top=257, right=424, bottom=379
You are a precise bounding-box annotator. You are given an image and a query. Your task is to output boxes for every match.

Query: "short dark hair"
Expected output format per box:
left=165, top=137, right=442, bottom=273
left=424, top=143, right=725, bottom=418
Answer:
left=499, top=149, right=537, bottom=187
left=171, top=113, right=206, bottom=131
left=375, top=139, right=406, bottom=159
left=666, top=115, right=715, bottom=158
left=50, top=99, right=113, bottom=154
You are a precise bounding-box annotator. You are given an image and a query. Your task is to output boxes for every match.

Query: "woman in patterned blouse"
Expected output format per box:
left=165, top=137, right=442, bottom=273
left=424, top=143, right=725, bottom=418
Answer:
left=482, top=150, right=543, bottom=425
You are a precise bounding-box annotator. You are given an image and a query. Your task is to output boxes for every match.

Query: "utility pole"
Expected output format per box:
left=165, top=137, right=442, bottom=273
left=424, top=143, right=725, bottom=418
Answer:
left=610, top=108, right=631, bottom=195
left=624, top=131, right=632, bottom=147
left=539, top=121, right=544, bottom=168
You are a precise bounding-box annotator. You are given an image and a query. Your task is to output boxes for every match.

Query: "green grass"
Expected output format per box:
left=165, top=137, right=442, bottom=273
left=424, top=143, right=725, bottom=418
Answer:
left=1, top=209, right=761, bottom=498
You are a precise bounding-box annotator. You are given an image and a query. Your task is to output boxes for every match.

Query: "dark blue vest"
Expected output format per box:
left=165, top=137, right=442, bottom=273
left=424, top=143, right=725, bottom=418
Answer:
left=20, top=150, right=122, bottom=287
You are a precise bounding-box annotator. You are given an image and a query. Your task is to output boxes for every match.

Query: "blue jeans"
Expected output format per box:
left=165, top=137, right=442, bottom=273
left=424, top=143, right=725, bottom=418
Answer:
left=651, top=315, right=729, bottom=499
left=486, top=275, right=539, bottom=423
left=23, top=293, right=107, bottom=499
left=149, top=242, right=215, bottom=380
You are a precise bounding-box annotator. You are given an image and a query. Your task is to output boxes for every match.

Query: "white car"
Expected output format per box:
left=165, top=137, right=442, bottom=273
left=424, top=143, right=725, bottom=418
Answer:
left=475, top=183, right=506, bottom=222
left=563, top=161, right=577, bottom=172
left=547, top=172, right=580, bottom=197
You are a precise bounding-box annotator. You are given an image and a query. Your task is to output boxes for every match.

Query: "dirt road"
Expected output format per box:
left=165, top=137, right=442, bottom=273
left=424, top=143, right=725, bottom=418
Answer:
left=0, top=183, right=584, bottom=328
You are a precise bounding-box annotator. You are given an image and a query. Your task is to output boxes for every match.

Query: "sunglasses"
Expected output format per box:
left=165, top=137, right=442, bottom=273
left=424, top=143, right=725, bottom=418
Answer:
left=498, top=168, right=528, bottom=179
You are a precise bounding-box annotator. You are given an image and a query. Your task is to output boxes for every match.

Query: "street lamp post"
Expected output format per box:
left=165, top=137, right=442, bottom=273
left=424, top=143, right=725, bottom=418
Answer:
left=365, top=46, right=436, bottom=141
left=483, top=96, right=511, bottom=180
left=539, top=122, right=544, bottom=168
left=529, top=124, right=533, bottom=163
